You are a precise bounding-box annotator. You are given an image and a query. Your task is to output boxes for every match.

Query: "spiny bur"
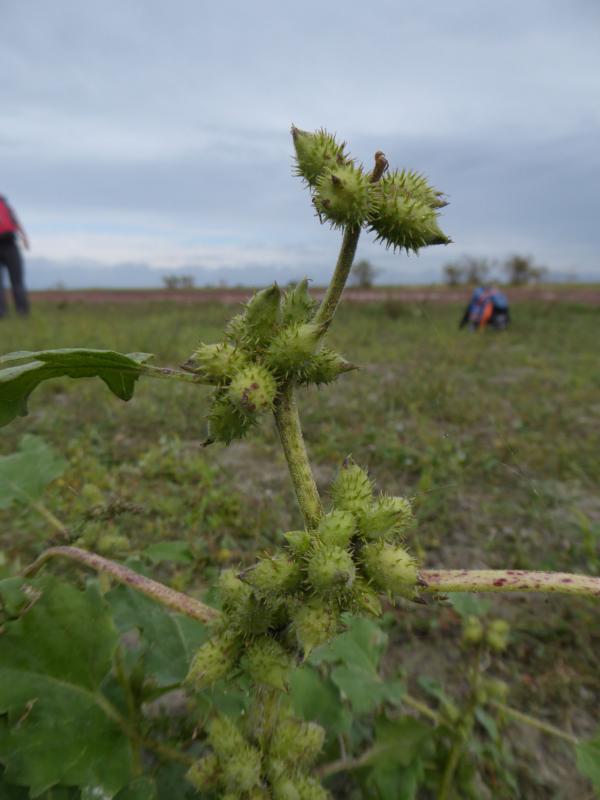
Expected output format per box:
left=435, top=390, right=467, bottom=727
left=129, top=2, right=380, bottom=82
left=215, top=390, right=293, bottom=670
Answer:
left=265, top=322, right=324, bottom=376
left=281, top=278, right=317, bottom=325
left=269, top=718, right=325, bottom=767
left=222, top=743, right=263, bottom=792
left=229, top=363, right=278, bottom=415
left=284, top=529, right=313, bottom=556
left=462, top=615, right=484, bottom=645
left=186, top=753, right=221, bottom=791
left=207, top=393, right=256, bottom=444
left=361, top=542, right=418, bottom=597
left=307, top=543, right=356, bottom=594
left=297, top=348, right=356, bottom=386
left=313, top=163, right=374, bottom=229
left=291, top=126, right=350, bottom=188
left=185, top=342, right=247, bottom=384
left=186, top=630, right=241, bottom=688
left=358, top=494, right=413, bottom=541
left=242, top=637, right=294, bottom=690
left=317, top=509, right=355, bottom=548
left=331, top=458, right=373, bottom=514
left=242, top=283, right=282, bottom=347
left=245, top=554, right=302, bottom=596
left=486, top=619, right=510, bottom=652
left=292, top=599, right=341, bottom=656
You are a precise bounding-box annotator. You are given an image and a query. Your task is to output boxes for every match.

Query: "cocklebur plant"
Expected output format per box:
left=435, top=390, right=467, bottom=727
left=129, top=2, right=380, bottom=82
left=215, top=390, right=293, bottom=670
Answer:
left=1, top=125, right=599, bottom=799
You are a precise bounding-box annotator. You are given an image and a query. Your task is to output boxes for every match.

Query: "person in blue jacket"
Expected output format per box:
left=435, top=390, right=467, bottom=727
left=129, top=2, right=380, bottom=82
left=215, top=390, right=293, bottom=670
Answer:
left=459, top=286, right=510, bottom=331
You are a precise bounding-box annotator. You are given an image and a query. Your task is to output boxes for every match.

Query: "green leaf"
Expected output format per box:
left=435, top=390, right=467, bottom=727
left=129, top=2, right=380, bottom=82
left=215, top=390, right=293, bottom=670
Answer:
left=310, top=615, right=388, bottom=672
left=143, top=541, right=194, bottom=564
left=113, top=777, right=157, bottom=800
left=290, top=665, right=352, bottom=736
left=0, top=435, right=67, bottom=509
left=107, top=585, right=208, bottom=686
left=0, top=575, right=133, bottom=797
left=448, top=592, right=491, bottom=618
left=0, top=349, right=153, bottom=428
left=576, top=728, right=600, bottom=793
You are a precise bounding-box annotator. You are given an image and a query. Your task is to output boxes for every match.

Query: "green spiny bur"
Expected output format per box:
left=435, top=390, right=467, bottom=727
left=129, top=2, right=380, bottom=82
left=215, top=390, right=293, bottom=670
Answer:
left=281, top=278, right=317, bottom=325
left=186, top=753, right=221, bottom=791
left=317, top=509, right=355, bottom=548
left=229, top=592, right=278, bottom=638
left=185, top=342, right=247, bottom=384
left=307, top=543, right=356, bottom=593
left=265, top=322, right=324, bottom=376
left=243, top=283, right=282, bottom=346
left=369, top=173, right=450, bottom=253
left=219, top=568, right=253, bottom=610
left=313, top=163, right=374, bottom=229
left=229, top=363, right=278, bottom=415
left=358, top=494, right=414, bottom=541
left=294, top=774, right=331, bottom=799
left=186, top=630, right=241, bottom=689
left=207, top=392, right=256, bottom=444
left=245, top=554, right=302, bottom=596
left=383, top=168, right=448, bottom=209
left=284, top=529, right=313, bottom=556
left=269, top=718, right=325, bottom=766
left=297, top=348, right=356, bottom=386
left=330, top=458, right=373, bottom=514
left=361, top=542, right=418, bottom=597
left=486, top=619, right=510, bottom=652
left=208, top=715, right=248, bottom=759
left=222, top=743, right=263, bottom=792
left=350, top=576, right=383, bottom=617
left=292, top=599, right=341, bottom=656
left=242, top=637, right=294, bottom=690
left=291, top=126, right=350, bottom=188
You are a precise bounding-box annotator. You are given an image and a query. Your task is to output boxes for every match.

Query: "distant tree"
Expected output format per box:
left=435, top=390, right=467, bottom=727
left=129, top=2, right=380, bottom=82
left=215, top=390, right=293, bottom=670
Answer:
left=162, top=274, right=195, bottom=290
left=350, top=259, right=379, bottom=288
left=503, top=255, right=547, bottom=286
left=443, top=256, right=491, bottom=286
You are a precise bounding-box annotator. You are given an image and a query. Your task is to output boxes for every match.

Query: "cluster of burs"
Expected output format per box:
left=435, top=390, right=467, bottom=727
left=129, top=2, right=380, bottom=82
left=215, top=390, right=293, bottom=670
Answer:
left=183, top=278, right=352, bottom=444
left=186, top=460, right=419, bottom=798
left=291, top=126, right=449, bottom=250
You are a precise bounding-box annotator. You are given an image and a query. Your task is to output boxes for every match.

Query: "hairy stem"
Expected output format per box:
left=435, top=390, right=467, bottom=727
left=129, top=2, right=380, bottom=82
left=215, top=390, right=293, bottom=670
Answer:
left=313, top=150, right=388, bottom=333
left=490, top=701, right=579, bottom=745
left=140, top=364, right=207, bottom=384
left=421, top=569, right=600, bottom=599
left=274, top=385, right=323, bottom=528
left=22, top=546, right=219, bottom=623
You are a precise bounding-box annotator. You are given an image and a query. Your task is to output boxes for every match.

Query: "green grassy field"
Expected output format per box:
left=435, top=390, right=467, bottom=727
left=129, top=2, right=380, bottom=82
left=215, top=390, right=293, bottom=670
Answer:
left=1, top=298, right=599, bottom=797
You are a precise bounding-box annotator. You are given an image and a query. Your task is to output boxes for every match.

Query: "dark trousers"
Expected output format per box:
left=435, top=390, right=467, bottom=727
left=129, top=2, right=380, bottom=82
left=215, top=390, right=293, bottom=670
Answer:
left=0, top=238, right=30, bottom=317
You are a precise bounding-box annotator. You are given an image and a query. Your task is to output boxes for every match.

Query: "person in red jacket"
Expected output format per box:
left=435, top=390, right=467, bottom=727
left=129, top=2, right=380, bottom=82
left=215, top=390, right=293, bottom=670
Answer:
left=0, top=194, right=30, bottom=318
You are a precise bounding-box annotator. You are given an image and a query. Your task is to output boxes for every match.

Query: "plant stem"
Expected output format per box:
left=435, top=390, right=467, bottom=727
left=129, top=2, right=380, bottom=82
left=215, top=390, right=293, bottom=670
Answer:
left=22, top=546, right=219, bottom=623
left=140, top=364, right=207, bottom=384
left=490, top=701, right=579, bottom=745
left=420, top=569, right=600, bottom=600
left=273, top=385, right=323, bottom=528
left=402, top=692, right=441, bottom=724
left=312, top=224, right=362, bottom=334
left=30, top=500, right=70, bottom=539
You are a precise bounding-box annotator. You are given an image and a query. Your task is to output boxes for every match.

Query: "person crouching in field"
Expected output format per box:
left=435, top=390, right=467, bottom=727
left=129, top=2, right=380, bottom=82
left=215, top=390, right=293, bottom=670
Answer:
left=459, top=286, right=510, bottom=331
left=0, top=194, right=30, bottom=318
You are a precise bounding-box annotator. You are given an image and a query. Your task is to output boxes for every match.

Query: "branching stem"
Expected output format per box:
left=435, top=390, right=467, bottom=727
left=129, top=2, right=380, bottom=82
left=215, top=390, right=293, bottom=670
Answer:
left=420, top=569, right=600, bottom=599
left=273, top=385, right=323, bottom=528
left=22, top=546, right=219, bottom=623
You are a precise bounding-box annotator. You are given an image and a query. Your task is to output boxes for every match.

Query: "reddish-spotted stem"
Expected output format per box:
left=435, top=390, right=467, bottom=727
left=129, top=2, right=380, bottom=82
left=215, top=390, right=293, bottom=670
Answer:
left=421, top=569, right=600, bottom=599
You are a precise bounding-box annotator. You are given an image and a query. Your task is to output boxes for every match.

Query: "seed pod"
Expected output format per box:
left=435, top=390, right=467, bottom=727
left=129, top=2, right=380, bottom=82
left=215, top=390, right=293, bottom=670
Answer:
left=307, top=543, right=356, bottom=594
left=462, top=615, right=484, bottom=646
left=331, top=458, right=373, bottom=515
left=484, top=677, right=509, bottom=703
left=317, top=509, right=355, bottom=548
left=294, top=774, right=331, bottom=800
left=207, top=393, right=256, bottom=444
left=242, top=637, right=294, bottom=690
left=281, top=278, right=317, bottom=325
left=297, top=348, right=357, bottom=386
left=284, top=529, right=313, bottom=556
left=486, top=619, right=510, bottom=653
left=245, top=554, right=302, bottom=596
left=272, top=775, right=301, bottom=800
left=186, top=630, right=241, bottom=689
left=186, top=753, right=221, bottom=791
left=291, top=126, right=350, bottom=188
left=369, top=172, right=450, bottom=253
left=225, top=312, right=248, bottom=347
left=248, top=788, right=272, bottom=800
left=233, top=593, right=278, bottom=638
left=185, top=342, right=247, bottom=384
left=382, top=168, right=448, bottom=210
left=292, top=599, right=341, bottom=656
left=358, top=495, right=413, bottom=541
left=265, top=322, right=324, bottom=376
left=222, top=743, right=263, bottom=792
left=270, top=718, right=325, bottom=766
left=350, top=577, right=383, bottom=617
left=243, top=283, right=282, bottom=346
left=313, top=163, right=374, bottom=229
left=208, top=715, right=248, bottom=759
left=228, top=364, right=278, bottom=416
left=361, top=542, right=418, bottom=597
left=219, top=569, right=253, bottom=611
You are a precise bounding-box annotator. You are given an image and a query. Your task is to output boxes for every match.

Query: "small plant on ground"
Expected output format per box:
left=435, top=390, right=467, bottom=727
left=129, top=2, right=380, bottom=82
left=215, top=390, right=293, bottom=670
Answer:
left=0, top=126, right=599, bottom=799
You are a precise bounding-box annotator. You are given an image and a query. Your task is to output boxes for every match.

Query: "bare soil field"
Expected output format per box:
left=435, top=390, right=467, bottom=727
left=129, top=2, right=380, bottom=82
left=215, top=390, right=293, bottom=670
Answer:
left=29, top=285, right=600, bottom=305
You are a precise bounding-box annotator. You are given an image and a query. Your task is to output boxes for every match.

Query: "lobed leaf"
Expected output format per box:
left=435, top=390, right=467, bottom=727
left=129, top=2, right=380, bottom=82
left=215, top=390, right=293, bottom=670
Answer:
left=0, top=349, right=153, bottom=428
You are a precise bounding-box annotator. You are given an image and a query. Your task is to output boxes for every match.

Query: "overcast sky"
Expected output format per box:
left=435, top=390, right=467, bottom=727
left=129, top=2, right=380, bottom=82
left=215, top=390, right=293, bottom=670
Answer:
left=2, top=0, right=600, bottom=286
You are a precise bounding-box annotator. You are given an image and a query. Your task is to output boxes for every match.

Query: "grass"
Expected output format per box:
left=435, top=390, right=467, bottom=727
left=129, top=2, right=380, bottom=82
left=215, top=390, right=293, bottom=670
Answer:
left=1, top=297, right=599, bottom=796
